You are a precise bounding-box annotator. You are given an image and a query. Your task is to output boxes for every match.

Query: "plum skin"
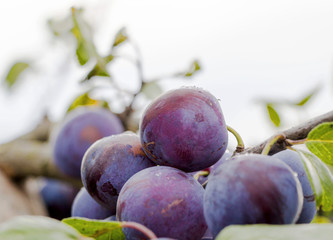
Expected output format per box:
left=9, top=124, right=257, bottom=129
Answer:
left=274, top=149, right=317, bottom=223
left=71, top=187, right=113, bottom=219
left=116, top=166, right=207, bottom=240
left=40, top=179, right=79, bottom=220
left=53, top=107, right=124, bottom=178
left=140, top=87, right=228, bottom=172
left=204, top=154, right=303, bottom=238
left=81, top=132, right=156, bottom=212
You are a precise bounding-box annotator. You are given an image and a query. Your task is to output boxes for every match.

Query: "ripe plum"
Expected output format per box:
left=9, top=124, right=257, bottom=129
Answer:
left=53, top=107, right=124, bottom=178
left=204, top=154, right=303, bottom=237
left=116, top=166, right=207, bottom=240
left=274, top=149, right=317, bottom=223
left=40, top=179, right=79, bottom=220
left=71, top=187, right=113, bottom=219
left=71, top=187, right=114, bottom=219
left=81, top=132, right=155, bottom=212
left=140, top=87, right=228, bottom=172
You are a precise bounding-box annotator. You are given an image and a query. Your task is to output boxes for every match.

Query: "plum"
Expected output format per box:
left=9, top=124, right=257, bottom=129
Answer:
left=140, top=87, right=228, bottom=172
left=274, top=149, right=317, bottom=223
left=52, top=106, right=124, bottom=178
left=116, top=166, right=207, bottom=240
left=209, top=151, right=232, bottom=174
left=204, top=154, right=303, bottom=238
left=71, top=187, right=113, bottom=219
left=81, top=132, right=155, bottom=212
left=40, top=179, right=79, bottom=220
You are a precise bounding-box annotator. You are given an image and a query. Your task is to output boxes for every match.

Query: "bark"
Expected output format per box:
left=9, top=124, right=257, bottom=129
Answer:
left=243, top=110, right=333, bottom=155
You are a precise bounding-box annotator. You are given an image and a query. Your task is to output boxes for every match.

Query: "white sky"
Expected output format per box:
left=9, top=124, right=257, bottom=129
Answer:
left=0, top=0, right=333, bottom=149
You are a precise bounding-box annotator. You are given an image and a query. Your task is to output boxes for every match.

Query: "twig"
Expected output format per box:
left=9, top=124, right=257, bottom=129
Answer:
left=244, top=110, right=333, bottom=154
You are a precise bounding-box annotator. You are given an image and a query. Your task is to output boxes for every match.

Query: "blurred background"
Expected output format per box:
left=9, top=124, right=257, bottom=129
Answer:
left=0, top=0, right=332, bottom=227
left=1, top=0, right=333, bottom=148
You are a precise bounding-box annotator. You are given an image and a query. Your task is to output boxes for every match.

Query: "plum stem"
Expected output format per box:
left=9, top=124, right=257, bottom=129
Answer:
left=285, top=138, right=307, bottom=145
left=227, top=125, right=245, bottom=154
left=261, top=134, right=286, bottom=155
left=121, top=221, right=157, bottom=239
left=202, top=180, right=208, bottom=188
left=193, top=170, right=209, bottom=181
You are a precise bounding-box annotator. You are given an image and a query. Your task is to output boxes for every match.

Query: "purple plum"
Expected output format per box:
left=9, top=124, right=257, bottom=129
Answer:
left=274, top=149, right=317, bottom=223
left=81, top=132, right=156, bottom=212
left=53, top=106, right=124, bottom=178
left=116, top=166, right=207, bottom=240
left=40, top=179, right=79, bottom=220
left=140, top=87, right=228, bottom=172
left=71, top=187, right=113, bottom=219
left=204, top=154, right=303, bottom=237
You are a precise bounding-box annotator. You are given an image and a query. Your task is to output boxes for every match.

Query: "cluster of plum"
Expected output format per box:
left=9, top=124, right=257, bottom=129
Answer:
left=41, top=86, right=317, bottom=239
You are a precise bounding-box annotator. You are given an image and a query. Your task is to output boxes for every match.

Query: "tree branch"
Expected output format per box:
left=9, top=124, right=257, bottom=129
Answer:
left=243, top=110, right=333, bottom=154
left=0, top=116, right=82, bottom=187
left=0, top=140, right=81, bottom=187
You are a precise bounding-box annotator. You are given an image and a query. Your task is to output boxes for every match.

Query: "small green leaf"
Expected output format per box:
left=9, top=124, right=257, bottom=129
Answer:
left=184, top=60, right=201, bottom=77
left=71, top=7, right=95, bottom=66
left=306, top=122, right=333, bottom=165
left=5, top=62, right=30, bottom=88
left=296, top=149, right=333, bottom=211
left=216, top=224, right=333, bottom=240
left=0, top=216, right=89, bottom=240
left=67, top=92, right=110, bottom=112
left=141, top=81, right=163, bottom=100
left=76, top=40, right=90, bottom=65
left=83, top=63, right=111, bottom=81
left=113, top=28, right=128, bottom=47
left=295, top=87, right=319, bottom=106
left=296, top=94, right=313, bottom=106
left=266, top=104, right=280, bottom=127
left=62, top=217, right=124, bottom=240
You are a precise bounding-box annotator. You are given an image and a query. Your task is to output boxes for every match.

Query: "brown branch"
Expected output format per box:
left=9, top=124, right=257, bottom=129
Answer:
left=0, top=140, right=82, bottom=188
left=0, top=116, right=82, bottom=188
left=243, top=110, right=333, bottom=155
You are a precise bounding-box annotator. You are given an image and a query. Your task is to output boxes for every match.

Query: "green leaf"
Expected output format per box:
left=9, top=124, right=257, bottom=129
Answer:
left=306, top=122, right=333, bottom=165
left=67, top=92, right=110, bottom=112
left=184, top=60, right=201, bottom=77
left=295, top=87, right=319, bottom=106
left=83, top=63, right=111, bottom=81
left=141, top=81, right=163, bottom=100
left=76, top=40, right=90, bottom=65
left=71, top=7, right=94, bottom=66
left=5, top=62, right=30, bottom=88
left=216, top=224, right=333, bottom=240
left=266, top=104, right=280, bottom=127
left=112, top=28, right=128, bottom=47
left=62, top=217, right=124, bottom=240
left=296, top=149, right=333, bottom=211
left=296, top=94, right=313, bottom=106
left=0, top=216, right=89, bottom=240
